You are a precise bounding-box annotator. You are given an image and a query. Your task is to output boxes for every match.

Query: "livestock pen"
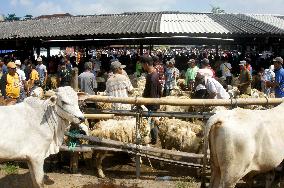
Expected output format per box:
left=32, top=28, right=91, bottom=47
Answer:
left=61, top=96, right=284, bottom=187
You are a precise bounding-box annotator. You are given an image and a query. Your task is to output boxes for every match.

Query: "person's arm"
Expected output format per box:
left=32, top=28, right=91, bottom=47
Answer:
left=44, top=66, right=48, bottom=85
left=1, top=74, right=7, bottom=98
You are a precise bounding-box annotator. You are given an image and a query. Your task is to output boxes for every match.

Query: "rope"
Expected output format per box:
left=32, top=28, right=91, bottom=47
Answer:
left=67, top=129, right=81, bottom=152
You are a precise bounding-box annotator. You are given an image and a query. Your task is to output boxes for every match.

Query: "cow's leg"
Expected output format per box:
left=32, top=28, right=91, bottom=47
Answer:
left=209, top=129, right=221, bottom=188
left=29, top=158, right=45, bottom=188
left=209, top=123, right=221, bottom=188
left=96, top=151, right=107, bottom=178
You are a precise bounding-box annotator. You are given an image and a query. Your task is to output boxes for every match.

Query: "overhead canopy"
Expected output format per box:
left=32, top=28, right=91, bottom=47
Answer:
left=0, top=12, right=283, bottom=48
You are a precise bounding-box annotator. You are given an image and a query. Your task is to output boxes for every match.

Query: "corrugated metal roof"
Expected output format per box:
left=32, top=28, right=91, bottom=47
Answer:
left=207, top=14, right=281, bottom=34
left=247, top=14, right=284, bottom=31
left=0, top=12, right=283, bottom=40
left=160, top=14, right=229, bottom=34
left=0, top=13, right=162, bottom=39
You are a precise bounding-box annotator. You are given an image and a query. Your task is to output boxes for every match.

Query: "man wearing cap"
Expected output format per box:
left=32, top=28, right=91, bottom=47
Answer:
left=15, top=60, right=27, bottom=101
left=198, top=58, right=214, bottom=78
left=165, top=58, right=180, bottom=96
left=185, top=59, right=199, bottom=92
left=78, top=62, right=97, bottom=95
left=36, top=57, right=47, bottom=89
left=105, top=61, right=133, bottom=110
left=266, top=57, right=284, bottom=98
left=0, top=62, right=20, bottom=103
left=194, top=72, right=230, bottom=99
left=238, top=60, right=252, bottom=95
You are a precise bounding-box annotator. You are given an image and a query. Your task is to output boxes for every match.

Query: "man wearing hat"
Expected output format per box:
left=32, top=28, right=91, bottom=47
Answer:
left=105, top=61, right=133, bottom=110
left=185, top=59, right=199, bottom=92
left=35, top=57, right=47, bottom=89
left=0, top=62, right=20, bottom=103
left=238, top=60, right=252, bottom=95
left=165, top=58, right=179, bottom=96
left=266, top=57, right=284, bottom=98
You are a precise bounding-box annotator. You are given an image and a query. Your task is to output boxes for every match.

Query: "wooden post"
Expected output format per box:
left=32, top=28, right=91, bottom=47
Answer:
left=70, top=152, right=79, bottom=173
left=135, top=112, right=141, bottom=178
left=71, top=67, right=79, bottom=91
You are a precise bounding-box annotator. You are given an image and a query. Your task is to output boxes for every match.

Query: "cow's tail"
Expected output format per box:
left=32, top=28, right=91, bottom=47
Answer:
left=201, top=115, right=223, bottom=187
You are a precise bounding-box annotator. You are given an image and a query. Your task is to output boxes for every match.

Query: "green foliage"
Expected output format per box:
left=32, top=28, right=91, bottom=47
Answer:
left=24, top=14, right=33, bottom=20
left=1, top=162, right=19, bottom=174
left=210, top=5, right=225, bottom=14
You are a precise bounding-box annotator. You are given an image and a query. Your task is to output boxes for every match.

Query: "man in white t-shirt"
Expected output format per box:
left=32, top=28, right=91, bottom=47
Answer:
left=15, top=60, right=27, bottom=101
left=36, top=57, right=47, bottom=89
left=220, top=59, right=232, bottom=86
left=194, top=72, right=230, bottom=99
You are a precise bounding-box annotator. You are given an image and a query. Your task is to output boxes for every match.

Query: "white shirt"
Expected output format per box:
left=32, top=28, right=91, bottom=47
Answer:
left=205, top=77, right=230, bottom=99
left=220, top=62, right=232, bottom=77
left=105, top=74, right=133, bottom=110
left=16, top=68, right=26, bottom=88
left=198, top=68, right=214, bottom=78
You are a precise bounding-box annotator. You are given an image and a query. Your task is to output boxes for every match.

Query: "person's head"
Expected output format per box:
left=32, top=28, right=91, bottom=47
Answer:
left=60, top=62, right=66, bottom=70
left=140, top=55, right=153, bottom=72
left=201, top=58, right=210, bottom=68
left=152, top=56, right=159, bottom=66
left=239, top=60, right=246, bottom=71
left=168, top=58, right=175, bottom=68
left=273, top=57, right=283, bottom=71
left=84, top=62, right=93, bottom=71
left=15, top=60, right=21, bottom=68
left=195, top=72, right=205, bottom=85
left=110, top=61, right=126, bottom=74
left=37, top=57, right=42, bottom=64
left=7, top=62, right=17, bottom=75
left=188, top=59, right=195, bottom=68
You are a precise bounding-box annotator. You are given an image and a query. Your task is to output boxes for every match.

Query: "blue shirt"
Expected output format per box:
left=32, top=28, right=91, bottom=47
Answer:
left=274, top=67, right=284, bottom=98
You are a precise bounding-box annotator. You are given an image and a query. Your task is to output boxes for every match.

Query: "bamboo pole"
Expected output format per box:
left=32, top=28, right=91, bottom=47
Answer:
left=85, top=95, right=284, bottom=106
left=84, top=114, right=114, bottom=119
left=65, top=133, right=203, bottom=159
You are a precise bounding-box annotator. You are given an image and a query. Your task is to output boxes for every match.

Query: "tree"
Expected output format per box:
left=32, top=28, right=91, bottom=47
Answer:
left=24, top=14, right=33, bottom=20
left=210, top=5, right=225, bottom=14
left=5, top=13, right=21, bottom=21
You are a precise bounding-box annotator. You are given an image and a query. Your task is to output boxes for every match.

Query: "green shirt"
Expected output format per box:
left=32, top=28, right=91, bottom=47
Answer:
left=185, top=66, right=199, bottom=85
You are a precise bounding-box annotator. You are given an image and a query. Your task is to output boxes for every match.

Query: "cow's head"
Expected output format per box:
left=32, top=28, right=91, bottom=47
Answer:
left=48, top=86, right=85, bottom=124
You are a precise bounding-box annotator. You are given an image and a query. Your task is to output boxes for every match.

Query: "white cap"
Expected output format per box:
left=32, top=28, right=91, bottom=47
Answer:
left=15, top=60, right=21, bottom=66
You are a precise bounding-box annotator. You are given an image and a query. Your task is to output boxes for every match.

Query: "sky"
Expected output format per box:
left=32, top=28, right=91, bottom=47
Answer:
left=0, top=0, right=283, bottom=18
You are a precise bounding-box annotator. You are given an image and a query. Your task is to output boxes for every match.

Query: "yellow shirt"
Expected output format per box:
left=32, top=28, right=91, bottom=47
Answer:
left=28, top=69, right=39, bottom=89
left=6, top=73, right=20, bottom=99
left=30, top=69, right=39, bottom=81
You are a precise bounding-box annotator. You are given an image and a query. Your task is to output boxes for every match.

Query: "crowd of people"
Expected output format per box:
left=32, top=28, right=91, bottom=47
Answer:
left=0, top=47, right=283, bottom=105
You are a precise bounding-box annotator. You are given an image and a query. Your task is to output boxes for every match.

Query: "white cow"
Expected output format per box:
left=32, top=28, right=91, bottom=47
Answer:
left=204, top=102, right=284, bottom=188
left=0, top=86, right=84, bottom=188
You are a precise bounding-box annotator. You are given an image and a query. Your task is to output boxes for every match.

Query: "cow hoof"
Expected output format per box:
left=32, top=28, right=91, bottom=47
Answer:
left=98, top=169, right=105, bottom=178
left=44, top=175, right=54, bottom=185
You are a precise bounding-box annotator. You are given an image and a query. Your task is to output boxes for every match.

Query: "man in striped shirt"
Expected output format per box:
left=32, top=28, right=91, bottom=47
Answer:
left=105, top=61, right=133, bottom=110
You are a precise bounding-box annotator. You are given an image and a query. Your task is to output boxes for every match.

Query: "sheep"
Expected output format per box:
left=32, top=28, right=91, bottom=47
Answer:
left=158, top=118, right=204, bottom=153
left=89, top=118, right=151, bottom=178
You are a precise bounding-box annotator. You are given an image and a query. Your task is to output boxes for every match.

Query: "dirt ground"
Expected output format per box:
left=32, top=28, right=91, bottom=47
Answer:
left=0, top=153, right=201, bottom=188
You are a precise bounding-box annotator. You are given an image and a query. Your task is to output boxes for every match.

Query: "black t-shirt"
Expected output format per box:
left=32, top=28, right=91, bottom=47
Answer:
left=143, top=71, right=161, bottom=111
